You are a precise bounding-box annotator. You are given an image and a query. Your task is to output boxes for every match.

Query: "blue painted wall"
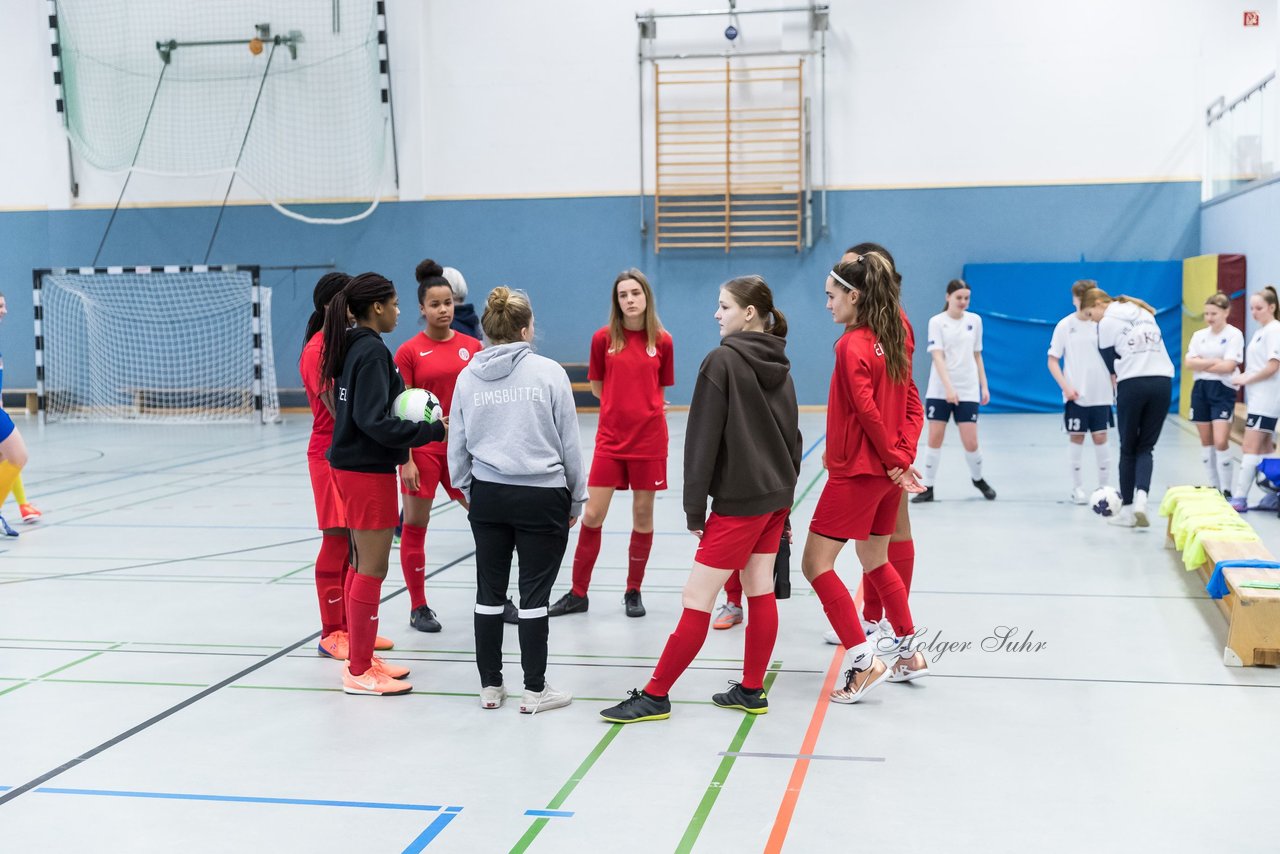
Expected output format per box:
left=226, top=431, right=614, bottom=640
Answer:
left=0, top=181, right=1200, bottom=405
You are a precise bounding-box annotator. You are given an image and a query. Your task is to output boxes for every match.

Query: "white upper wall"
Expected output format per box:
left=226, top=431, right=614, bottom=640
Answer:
left=2, top=0, right=1276, bottom=208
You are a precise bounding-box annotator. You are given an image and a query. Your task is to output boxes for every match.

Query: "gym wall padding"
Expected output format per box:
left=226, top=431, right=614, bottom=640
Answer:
left=1180, top=254, right=1246, bottom=418
left=961, top=261, right=1182, bottom=414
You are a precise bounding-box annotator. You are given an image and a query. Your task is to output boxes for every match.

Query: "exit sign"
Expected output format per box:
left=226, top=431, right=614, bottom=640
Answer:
left=1244, top=10, right=1260, bottom=26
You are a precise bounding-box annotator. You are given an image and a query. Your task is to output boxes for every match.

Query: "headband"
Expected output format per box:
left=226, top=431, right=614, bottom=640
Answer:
left=830, top=268, right=855, bottom=291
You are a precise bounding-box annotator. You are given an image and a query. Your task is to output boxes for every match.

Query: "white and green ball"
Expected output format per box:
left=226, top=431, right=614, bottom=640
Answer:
left=393, top=388, right=443, bottom=424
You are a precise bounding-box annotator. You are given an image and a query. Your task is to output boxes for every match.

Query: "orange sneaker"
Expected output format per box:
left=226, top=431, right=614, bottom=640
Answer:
left=713, top=602, right=743, bottom=630
left=19, top=503, right=42, bottom=524
left=371, top=656, right=410, bottom=679
left=343, top=663, right=412, bottom=696
left=318, top=630, right=349, bottom=660
left=374, top=635, right=394, bottom=651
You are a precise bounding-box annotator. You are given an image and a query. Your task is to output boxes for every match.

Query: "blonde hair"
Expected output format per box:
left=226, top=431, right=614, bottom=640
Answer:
left=1080, top=287, right=1156, bottom=316
left=1204, top=293, right=1231, bottom=312
left=608, top=268, right=665, bottom=353
left=1255, top=286, right=1280, bottom=321
left=481, top=286, right=534, bottom=345
left=832, top=252, right=909, bottom=382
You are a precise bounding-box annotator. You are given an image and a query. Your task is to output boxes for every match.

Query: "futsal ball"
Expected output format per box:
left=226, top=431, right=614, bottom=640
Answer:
left=1089, top=486, right=1122, bottom=518
left=393, top=388, right=442, bottom=424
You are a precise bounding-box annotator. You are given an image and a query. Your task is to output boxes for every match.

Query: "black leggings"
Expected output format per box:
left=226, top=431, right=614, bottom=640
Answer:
left=468, top=479, right=570, bottom=691
left=1115, top=376, right=1172, bottom=504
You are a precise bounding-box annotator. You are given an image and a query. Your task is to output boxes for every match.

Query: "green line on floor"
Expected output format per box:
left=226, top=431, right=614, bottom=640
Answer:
left=673, top=664, right=781, bottom=853
left=268, top=562, right=317, bottom=584
left=509, top=723, right=624, bottom=853
left=0, top=643, right=126, bottom=697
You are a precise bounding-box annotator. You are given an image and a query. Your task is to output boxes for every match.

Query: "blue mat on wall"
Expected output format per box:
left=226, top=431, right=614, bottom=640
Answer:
left=960, top=261, right=1182, bottom=414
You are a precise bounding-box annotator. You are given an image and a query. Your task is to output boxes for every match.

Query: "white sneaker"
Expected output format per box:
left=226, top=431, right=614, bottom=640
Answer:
left=1133, top=490, right=1149, bottom=528
left=823, top=619, right=880, bottom=647
left=888, top=651, right=931, bottom=682
left=520, top=683, right=572, bottom=715
left=1107, top=506, right=1136, bottom=527
left=480, top=685, right=507, bottom=710
left=1071, top=487, right=1088, bottom=505
left=829, top=646, right=890, bottom=705
left=823, top=628, right=841, bottom=645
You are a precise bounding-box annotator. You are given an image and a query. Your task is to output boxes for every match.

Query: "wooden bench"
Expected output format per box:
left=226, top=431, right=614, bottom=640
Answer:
left=1180, top=530, right=1280, bottom=666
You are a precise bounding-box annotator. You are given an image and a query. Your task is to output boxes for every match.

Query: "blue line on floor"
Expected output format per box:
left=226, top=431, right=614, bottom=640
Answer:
left=801, top=433, right=826, bottom=461
left=27, top=786, right=444, bottom=811
left=401, top=808, right=463, bottom=853
left=524, top=809, right=574, bottom=818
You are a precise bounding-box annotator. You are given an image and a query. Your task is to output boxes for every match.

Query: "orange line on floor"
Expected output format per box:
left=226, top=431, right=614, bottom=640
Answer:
left=763, top=646, right=845, bottom=853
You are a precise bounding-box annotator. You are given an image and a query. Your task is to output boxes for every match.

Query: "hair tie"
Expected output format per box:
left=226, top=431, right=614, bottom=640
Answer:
left=830, top=269, right=855, bottom=291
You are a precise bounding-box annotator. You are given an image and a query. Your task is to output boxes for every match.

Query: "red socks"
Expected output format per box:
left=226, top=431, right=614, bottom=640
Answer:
left=888, top=539, right=915, bottom=594
left=571, top=524, right=603, bottom=597
left=811, top=570, right=866, bottom=648
left=345, top=572, right=384, bottom=676
left=341, top=563, right=353, bottom=632
left=400, top=524, right=428, bottom=610
left=315, top=535, right=347, bottom=637
left=645, top=607, right=712, bottom=697
left=864, top=562, right=913, bottom=637
left=627, top=530, right=653, bottom=591
left=724, top=571, right=743, bottom=607
left=742, top=593, right=777, bottom=690
left=864, top=539, right=915, bottom=622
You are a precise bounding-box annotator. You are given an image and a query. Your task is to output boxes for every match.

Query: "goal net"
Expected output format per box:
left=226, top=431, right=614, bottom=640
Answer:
left=52, top=0, right=390, bottom=222
left=34, top=266, right=280, bottom=424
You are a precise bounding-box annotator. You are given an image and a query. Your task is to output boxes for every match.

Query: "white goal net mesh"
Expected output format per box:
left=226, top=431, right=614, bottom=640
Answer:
left=37, top=267, right=279, bottom=423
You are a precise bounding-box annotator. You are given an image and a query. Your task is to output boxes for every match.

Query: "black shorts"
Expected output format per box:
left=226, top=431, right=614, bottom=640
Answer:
left=1063, top=401, right=1113, bottom=434
left=1245, top=412, right=1278, bottom=432
left=1189, top=379, right=1236, bottom=423
left=925, top=398, right=979, bottom=423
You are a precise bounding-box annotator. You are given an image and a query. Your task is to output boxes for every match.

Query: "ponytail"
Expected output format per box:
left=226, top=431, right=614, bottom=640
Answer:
left=1115, top=295, right=1157, bottom=316
left=320, top=272, right=398, bottom=381
left=832, top=252, right=909, bottom=382
left=1260, top=286, right=1280, bottom=321
left=766, top=306, right=788, bottom=338
left=303, top=271, right=351, bottom=348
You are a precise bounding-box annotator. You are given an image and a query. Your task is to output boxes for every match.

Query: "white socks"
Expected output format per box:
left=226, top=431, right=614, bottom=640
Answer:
left=922, top=446, right=941, bottom=487
left=964, top=449, right=984, bottom=481
left=1069, top=442, right=1084, bottom=490
left=1094, top=441, right=1110, bottom=488
left=1202, top=446, right=1219, bottom=488
left=1235, top=454, right=1262, bottom=501
left=1217, top=452, right=1235, bottom=493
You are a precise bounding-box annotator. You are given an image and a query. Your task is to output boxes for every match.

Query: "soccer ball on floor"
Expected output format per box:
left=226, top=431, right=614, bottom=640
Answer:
left=1089, top=486, right=1122, bottom=518
left=393, top=388, right=443, bottom=424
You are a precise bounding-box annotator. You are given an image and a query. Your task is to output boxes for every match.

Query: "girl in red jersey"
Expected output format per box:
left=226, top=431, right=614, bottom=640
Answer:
left=549, top=269, right=674, bottom=619
left=394, top=260, right=485, bottom=633
left=323, top=273, right=445, bottom=696
left=803, top=253, right=931, bottom=705
left=600, top=276, right=800, bottom=723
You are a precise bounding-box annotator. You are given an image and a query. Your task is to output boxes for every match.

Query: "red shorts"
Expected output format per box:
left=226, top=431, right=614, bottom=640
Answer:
left=307, top=458, right=346, bottom=530
left=809, top=474, right=902, bottom=542
left=331, top=469, right=400, bottom=530
left=400, top=448, right=465, bottom=502
left=588, top=454, right=668, bottom=491
left=694, top=508, right=789, bottom=570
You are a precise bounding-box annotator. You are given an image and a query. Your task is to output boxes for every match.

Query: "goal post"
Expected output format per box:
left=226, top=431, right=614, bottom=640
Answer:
left=32, top=265, right=279, bottom=424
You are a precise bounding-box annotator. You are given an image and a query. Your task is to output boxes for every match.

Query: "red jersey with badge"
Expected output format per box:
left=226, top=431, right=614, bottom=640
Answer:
left=589, top=327, right=675, bottom=459
left=825, top=325, right=923, bottom=477
left=394, top=330, right=482, bottom=456
left=300, top=331, right=333, bottom=462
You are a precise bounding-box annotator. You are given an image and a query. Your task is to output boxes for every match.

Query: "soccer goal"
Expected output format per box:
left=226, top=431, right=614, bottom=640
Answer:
left=33, top=266, right=279, bottom=424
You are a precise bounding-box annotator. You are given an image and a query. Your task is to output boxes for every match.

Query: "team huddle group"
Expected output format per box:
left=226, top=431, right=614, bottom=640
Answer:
left=298, top=241, right=1280, bottom=720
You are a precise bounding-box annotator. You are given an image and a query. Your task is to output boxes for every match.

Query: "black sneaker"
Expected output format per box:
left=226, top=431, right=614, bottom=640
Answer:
left=910, top=486, right=934, bottom=504
left=409, top=605, right=442, bottom=633
left=502, top=597, right=519, bottom=625
left=711, top=681, right=768, bottom=715
left=972, top=479, right=997, bottom=500
left=599, top=688, right=671, bottom=723
left=623, top=589, right=646, bottom=618
left=548, top=591, right=589, bottom=617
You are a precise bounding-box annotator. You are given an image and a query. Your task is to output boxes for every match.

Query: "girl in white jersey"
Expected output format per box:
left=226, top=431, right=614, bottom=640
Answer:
left=1081, top=288, right=1175, bottom=527
left=914, top=279, right=995, bottom=502
left=1047, top=279, right=1115, bottom=504
left=1185, top=293, right=1244, bottom=495
left=1229, top=287, right=1280, bottom=511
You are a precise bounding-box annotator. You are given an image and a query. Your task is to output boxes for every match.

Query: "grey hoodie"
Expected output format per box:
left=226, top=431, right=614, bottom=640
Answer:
left=448, top=341, right=588, bottom=516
